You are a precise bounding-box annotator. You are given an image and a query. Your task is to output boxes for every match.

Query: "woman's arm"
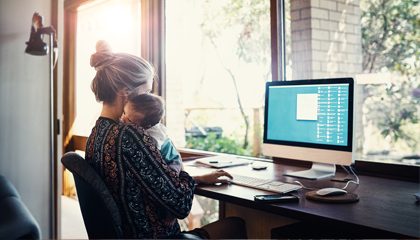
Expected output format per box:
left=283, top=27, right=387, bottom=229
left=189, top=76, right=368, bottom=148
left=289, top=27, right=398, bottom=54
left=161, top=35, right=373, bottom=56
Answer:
left=167, top=140, right=232, bottom=184
left=193, top=169, right=233, bottom=185
left=122, top=125, right=195, bottom=219
left=167, top=138, right=233, bottom=184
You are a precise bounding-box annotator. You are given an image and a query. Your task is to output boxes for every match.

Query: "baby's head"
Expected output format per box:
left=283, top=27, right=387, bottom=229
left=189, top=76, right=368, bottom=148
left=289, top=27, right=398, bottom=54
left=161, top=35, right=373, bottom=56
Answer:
left=122, top=93, right=164, bottom=128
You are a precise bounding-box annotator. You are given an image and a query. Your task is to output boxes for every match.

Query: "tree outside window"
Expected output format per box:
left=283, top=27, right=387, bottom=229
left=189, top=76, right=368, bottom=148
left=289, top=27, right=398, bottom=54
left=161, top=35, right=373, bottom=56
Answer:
left=166, top=0, right=419, bottom=166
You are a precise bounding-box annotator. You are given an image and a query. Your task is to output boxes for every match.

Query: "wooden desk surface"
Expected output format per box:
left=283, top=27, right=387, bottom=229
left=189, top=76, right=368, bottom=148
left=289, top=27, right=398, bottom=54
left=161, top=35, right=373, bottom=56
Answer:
left=184, top=159, right=420, bottom=238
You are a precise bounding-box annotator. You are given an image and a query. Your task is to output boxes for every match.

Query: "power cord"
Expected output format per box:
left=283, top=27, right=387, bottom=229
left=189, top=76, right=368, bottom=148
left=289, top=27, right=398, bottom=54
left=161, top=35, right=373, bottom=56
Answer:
left=340, top=165, right=351, bottom=175
left=293, top=181, right=317, bottom=190
left=294, top=165, right=360, bottom=190
left=340, top=165, right=359, bottom=190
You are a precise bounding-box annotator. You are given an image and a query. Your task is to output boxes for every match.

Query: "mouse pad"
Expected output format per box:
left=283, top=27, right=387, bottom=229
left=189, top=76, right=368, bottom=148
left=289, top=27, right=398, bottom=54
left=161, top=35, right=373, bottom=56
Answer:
left=306, top=190, right=359, bottom=203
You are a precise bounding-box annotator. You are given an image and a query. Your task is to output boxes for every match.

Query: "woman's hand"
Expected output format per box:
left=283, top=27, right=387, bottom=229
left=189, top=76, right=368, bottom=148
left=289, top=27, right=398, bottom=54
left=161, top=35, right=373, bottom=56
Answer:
left=193, top=169, right=233, bottom=185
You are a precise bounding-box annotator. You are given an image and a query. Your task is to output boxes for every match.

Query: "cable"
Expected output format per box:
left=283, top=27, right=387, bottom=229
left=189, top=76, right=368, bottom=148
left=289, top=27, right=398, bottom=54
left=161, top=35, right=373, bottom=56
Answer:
left=340, top=165, right=351, bottom=175
left=294, top=166, right=360, bottom=191
left=349, top=165, right=359, bottom=175
left=293, top=181, right=317, bottom=190
left=340, top=165, right=359, bottom=190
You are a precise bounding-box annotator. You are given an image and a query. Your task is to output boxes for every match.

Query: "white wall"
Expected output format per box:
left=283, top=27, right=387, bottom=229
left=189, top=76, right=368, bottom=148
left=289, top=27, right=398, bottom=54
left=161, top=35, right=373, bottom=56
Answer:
left=0, top=0, right=56, bottom=238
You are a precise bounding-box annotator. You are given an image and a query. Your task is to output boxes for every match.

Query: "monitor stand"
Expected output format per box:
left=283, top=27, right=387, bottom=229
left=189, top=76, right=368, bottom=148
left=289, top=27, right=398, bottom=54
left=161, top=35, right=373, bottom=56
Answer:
left=284, top=162, right=336, bottom=179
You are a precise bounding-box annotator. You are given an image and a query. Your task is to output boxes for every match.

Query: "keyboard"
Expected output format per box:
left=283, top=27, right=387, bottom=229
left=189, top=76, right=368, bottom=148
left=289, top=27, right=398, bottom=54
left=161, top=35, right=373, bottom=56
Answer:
left=224, top=174, right=301, bottom=194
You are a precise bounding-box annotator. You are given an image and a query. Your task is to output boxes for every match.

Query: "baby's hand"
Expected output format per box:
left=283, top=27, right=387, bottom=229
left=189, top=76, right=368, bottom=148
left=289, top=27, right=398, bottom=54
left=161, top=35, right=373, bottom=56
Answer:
left=163, top=218, right=177, bottom=227
left=120, top=115, right=128, bottom=124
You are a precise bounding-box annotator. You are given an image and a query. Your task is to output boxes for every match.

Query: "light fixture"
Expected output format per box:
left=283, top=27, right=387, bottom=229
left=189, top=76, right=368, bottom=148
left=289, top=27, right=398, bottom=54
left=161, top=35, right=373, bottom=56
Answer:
left=25, top=12, right=58, bottom=239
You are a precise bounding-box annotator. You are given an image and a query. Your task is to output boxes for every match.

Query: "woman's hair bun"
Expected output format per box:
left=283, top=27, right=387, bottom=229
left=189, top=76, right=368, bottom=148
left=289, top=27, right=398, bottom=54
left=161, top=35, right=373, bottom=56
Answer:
left=90, top=40, right=113, bottom=69
left=95, top=40, right=112, bottom=53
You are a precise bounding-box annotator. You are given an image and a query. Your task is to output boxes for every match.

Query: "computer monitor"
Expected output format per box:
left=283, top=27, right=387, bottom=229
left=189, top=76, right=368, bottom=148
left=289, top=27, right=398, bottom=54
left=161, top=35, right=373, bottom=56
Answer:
left=263, top=78, right=355, bottom=179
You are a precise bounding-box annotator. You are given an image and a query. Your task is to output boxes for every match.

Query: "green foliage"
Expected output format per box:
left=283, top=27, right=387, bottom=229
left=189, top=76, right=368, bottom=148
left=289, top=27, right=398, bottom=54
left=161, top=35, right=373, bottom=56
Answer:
left=186, top=132, right=254, bottom=156
left=200, top=0, right=271, bottom=69
left=195, top=0, right=271, bottom=150
left=361, top=0, right=420, bottom=149
left=361, top=0, right=420, bottom=74
left=364, top=81, right=420, bottom=150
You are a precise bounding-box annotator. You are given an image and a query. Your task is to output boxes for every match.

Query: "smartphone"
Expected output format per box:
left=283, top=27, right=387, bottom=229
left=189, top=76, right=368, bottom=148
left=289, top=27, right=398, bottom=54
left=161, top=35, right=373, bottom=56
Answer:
left=254, top=193, right=299, bottom=203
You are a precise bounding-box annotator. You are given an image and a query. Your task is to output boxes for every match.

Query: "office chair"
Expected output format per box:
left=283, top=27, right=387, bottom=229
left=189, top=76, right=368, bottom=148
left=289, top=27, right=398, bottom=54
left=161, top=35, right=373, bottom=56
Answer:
left=61, top=152, right=201, bottom=239
left=0, top=175, right=41, bottom=239
left=61, top=152, right=123, bottom=239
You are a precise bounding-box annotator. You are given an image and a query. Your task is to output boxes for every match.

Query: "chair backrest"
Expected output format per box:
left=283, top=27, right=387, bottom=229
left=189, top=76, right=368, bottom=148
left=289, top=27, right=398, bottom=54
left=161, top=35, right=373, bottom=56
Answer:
left=61, top=152, right=123, bottom=239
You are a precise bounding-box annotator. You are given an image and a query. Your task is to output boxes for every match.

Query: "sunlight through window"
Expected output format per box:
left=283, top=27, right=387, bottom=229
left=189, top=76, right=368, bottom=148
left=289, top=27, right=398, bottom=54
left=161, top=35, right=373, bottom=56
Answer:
left=74, top=0, right=141, bottom=137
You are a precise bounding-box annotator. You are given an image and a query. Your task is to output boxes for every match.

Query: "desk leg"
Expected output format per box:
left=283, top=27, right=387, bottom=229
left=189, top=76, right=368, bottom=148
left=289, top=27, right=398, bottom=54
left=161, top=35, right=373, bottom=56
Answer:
left=222, top=202, right=299, bottom=239
left=219, top=201, right=225, bottom=220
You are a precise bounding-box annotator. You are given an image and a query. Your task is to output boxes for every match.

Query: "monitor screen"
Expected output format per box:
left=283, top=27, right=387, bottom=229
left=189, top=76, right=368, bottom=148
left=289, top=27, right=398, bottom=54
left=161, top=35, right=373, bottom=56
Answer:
left=265, top=79, right=353, bottom=150
left=263, top=78, right=355, bottom=179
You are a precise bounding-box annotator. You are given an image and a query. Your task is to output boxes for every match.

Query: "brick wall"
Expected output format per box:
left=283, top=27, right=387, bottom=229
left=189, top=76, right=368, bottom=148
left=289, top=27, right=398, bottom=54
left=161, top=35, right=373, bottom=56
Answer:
left=290, top=0, right=362, bottom=79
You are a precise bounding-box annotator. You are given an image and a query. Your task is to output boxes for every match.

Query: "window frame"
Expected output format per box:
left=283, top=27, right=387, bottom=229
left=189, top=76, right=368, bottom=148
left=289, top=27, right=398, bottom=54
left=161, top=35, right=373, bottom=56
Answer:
left=63, top=0, right=165, bottom=152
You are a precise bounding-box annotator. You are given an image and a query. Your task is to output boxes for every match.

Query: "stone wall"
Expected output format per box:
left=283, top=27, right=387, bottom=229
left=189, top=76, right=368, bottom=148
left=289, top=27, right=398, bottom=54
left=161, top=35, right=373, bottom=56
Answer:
left=290, top=0, right=362, bottom=79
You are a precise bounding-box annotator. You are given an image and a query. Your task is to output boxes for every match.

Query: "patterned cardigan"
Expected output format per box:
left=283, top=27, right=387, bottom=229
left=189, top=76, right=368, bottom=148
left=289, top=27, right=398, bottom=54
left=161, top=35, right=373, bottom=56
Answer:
left=85, top=117, right=209, bottom=239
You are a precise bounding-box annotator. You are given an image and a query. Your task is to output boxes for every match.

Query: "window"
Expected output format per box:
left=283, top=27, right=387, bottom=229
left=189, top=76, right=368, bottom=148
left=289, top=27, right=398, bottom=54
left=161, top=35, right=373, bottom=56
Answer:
left=165, top=0, right=271, bottom=157
left=73, top=0, right=142, bottom=137
left=166, top=0, right=419, bottom=166
left=63, top=0, right=419, bottom=166
left=284, top=0, right=419, bottom=166
left=62, top=0, right=418, bottom=234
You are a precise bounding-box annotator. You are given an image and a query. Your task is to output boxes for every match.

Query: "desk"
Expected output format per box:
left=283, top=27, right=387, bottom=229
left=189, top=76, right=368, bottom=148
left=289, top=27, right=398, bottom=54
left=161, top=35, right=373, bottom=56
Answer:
left=185, top=159, right=420, bottom=239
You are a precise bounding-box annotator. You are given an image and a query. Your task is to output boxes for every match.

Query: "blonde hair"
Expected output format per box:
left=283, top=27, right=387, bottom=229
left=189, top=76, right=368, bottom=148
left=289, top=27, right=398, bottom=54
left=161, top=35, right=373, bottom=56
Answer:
left=90, top=40, right=155, bottom=103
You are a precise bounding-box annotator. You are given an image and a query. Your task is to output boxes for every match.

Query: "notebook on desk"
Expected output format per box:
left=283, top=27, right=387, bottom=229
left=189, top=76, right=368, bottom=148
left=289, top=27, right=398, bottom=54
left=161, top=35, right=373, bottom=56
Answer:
left=195, top=155, right=250, bottom=168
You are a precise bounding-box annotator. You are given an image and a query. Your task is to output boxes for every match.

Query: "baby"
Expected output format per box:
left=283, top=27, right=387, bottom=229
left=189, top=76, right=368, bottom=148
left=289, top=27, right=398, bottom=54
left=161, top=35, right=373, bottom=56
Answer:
left=120, top=93, right=181, bottom=226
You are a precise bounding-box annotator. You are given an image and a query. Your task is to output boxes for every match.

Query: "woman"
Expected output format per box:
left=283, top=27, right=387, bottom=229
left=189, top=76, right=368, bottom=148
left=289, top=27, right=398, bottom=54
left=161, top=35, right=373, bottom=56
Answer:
left=85, top=40, right=247, bottom=239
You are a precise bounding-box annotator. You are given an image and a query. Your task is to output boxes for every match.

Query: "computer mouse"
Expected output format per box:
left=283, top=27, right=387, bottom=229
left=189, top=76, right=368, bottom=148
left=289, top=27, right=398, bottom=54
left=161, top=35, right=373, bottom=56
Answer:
left=316, top=188, right=347, bottom=196
left=252, top=165, right=267, bottom=170
left=218, top=176, right=232, bottom=182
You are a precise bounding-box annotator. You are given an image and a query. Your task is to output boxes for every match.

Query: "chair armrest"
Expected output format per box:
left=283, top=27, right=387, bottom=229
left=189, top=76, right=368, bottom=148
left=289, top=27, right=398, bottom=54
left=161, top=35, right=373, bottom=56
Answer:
left=0, top=197, right=41, bottom=239
left=0, top=175, right=20, bottom=199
